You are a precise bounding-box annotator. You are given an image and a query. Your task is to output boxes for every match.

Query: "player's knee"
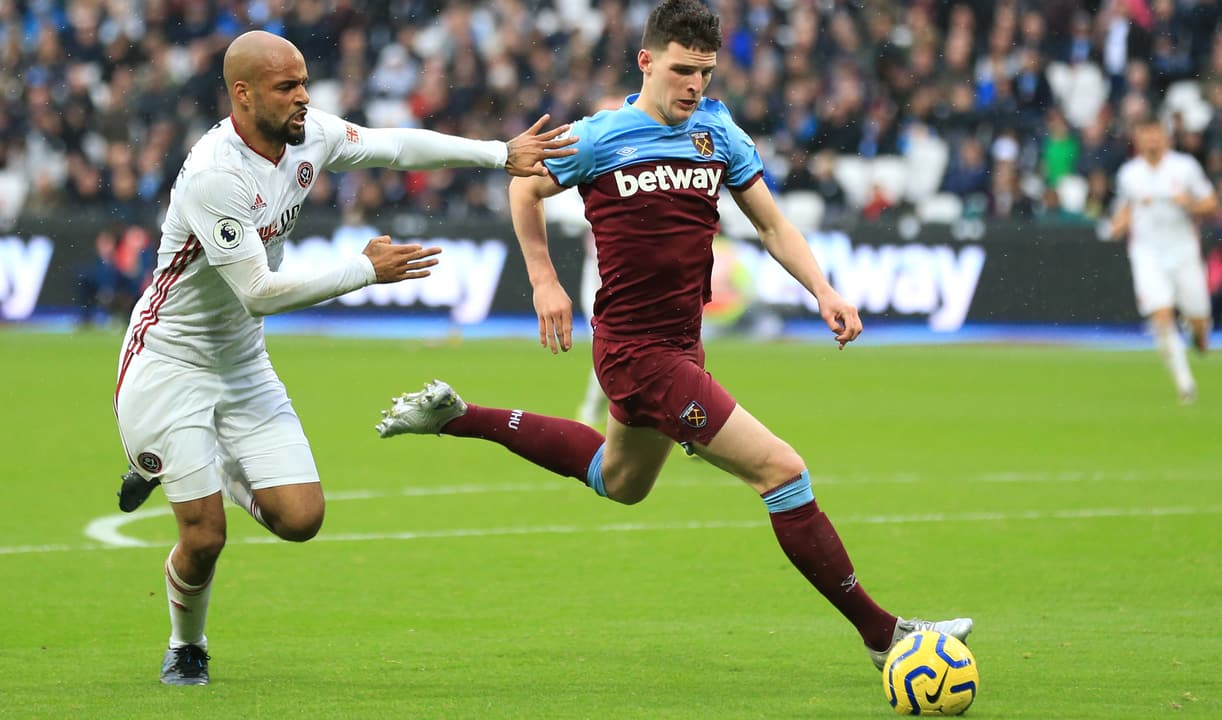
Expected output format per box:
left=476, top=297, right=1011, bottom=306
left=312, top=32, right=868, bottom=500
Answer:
left=268, top=507, right=324, bottom=542
left=601, top=468, right=657, bottom=505
left=758, top=444, right=807, bottom=491
left=606, top=483, right=651, bottom=505
left=179, top=527, right=226, bottom=566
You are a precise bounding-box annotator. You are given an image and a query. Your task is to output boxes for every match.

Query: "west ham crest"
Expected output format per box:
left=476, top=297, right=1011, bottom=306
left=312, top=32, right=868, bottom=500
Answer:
left=690, top=131, right=714, bottom=158
left=679, top=400, right=708, bottom=429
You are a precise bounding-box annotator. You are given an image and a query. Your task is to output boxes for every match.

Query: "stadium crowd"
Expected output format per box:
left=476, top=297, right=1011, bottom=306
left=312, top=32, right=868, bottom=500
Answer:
left=1, top=0, right=1220, bottom=235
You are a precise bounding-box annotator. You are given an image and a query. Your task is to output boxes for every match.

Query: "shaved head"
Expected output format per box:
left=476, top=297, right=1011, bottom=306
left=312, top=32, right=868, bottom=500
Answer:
left=223, top=31, right=303, bottom=90
left=224, top=31, right=311, bottom=154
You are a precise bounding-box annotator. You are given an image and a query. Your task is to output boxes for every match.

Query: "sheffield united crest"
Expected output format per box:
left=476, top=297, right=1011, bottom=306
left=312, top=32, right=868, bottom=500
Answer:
left=690, top=131, right=714, bottom=158
left=296, top=161, right=314, bottom=188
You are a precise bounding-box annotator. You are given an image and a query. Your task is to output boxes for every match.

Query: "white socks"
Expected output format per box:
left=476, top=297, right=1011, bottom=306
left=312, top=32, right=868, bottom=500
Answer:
left=1154, top=323, right=1195, bottom=396
left=219, top=457, right=270, bottom=531
left=165, top=547, right=212, bottom=650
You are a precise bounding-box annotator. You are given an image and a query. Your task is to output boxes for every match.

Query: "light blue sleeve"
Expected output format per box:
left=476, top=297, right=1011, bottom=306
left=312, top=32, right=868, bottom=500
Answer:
left=720, top=110, right=765, bottom=189
left=543, top=118, right=595, bottom=188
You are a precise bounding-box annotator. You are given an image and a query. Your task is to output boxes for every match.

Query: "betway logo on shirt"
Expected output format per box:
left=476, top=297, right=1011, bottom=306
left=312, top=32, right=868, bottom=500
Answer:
left=613, top=165, right=722, bottom=198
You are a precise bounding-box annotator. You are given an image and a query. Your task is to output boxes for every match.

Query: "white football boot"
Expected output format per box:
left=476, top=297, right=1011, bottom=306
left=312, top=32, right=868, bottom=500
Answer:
left=868, top=616, right=974, bottom=670
left=376, top=379, right=468, bottom=438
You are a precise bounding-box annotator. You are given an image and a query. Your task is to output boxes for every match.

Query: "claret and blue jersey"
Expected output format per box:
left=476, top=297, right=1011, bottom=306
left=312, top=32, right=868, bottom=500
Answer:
left=545, top=94, right=764, bottom=338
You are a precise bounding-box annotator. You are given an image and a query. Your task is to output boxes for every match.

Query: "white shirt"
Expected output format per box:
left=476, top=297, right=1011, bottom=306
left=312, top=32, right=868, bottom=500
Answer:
left=1116, top=151, right=1213, bottom=255
left=122, top=108, right=507, bottom=368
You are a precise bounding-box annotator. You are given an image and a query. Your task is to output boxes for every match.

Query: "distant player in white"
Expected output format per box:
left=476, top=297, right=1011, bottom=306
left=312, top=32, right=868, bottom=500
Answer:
left=1111, top=117, right=1217, bottom=403
left=112, top=31, right=576, bottom=685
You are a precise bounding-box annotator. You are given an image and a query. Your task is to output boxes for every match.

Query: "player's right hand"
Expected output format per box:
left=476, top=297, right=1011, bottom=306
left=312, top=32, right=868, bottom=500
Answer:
left=363, top=236, right=442, bottom=284
left=815, top=287, right=863, bottom=349
left=505, top=114, right=578, bottom=177
left=532, top=279, right=573, bottom=354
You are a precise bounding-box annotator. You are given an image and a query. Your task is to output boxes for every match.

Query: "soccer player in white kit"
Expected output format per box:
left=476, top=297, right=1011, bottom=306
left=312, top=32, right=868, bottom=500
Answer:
left=112, top=31, right=576, bottom=685
left=1111, top=117, right=1218, bottom=403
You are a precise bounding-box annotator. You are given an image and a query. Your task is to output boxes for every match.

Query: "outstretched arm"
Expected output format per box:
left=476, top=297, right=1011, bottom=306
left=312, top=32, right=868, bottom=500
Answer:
left=216, top=238, right=440, bottom=317
left=326, top=114, right=577, bottom=177
left=509, top=173, right=574, bottom=353
left=730, top=180, right=862, bottom=348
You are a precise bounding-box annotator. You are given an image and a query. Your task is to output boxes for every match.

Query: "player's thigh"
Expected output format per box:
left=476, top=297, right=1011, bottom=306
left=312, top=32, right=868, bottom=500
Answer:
left=1129, top=254, right=1174, bottom=317
left=1173, top=257, right=1212, bottom=319
left=216, top=360, right=323, bottom=532
left=601, top=415, right=674, bottom=501
left=216, top=359, right=321, bottom=492
left=691, top=404, right=804, bottom=494
left=115, top=353, right=224, bottom=502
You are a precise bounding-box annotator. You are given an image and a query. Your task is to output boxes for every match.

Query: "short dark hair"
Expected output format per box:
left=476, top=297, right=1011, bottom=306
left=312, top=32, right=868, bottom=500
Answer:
left=642, top=0, right=722, bottom=53
left=1133, top=114, right=1164, bottom=130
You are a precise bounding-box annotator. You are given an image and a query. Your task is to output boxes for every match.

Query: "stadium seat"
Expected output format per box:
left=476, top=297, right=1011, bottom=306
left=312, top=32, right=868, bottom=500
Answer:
left=832, top=156, right=872, bottom=208
left=1045, top=61, right=1108, bottom=129
left=777, top=191, right=825, bottom=233
left=717, top=194, right=757, bottom=238
left=0, top=172, right=27, bottom=227
left=366, top=97, right=416, bottom=129
left=1162, top=80, right=1212, bottom=132
left=544, top=187, right=591, bottom=234
left=915, top=193, right=964, bottom=224
left=903, top=129, right=949, bottom=202
left=305, top=79, right=343, bottom=115
left=870, top=156, right=909, bottom=205
left=1056, top=174, right=1089, bottom=214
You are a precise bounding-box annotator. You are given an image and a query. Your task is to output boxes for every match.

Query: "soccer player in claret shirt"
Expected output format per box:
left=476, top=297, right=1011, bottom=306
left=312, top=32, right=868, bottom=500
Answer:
left=111, top=30, right=575, bottom=685
left=377, top=0, right=972, bottom=671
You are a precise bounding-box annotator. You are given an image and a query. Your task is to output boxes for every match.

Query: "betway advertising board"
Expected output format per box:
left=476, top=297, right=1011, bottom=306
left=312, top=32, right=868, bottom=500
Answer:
left=2, top=216, right=1139, bottom=328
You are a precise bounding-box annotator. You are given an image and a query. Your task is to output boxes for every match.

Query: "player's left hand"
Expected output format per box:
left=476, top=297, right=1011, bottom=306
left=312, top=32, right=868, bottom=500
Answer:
left=505, top=114, right=579, bottom=177
left=816, top=289, right=863, bottom=349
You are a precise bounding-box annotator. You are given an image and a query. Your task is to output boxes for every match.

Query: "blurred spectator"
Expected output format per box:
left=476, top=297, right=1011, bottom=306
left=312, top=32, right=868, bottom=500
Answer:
left=942, top=137, right=990, bottom=199
left=809, top=151, right=850, bottom=227
left=990, top=133, right=1036, bottom=219
left=1097, top=0, right=1152, bottom=102
left=0, top=0, right=1215, bottom=244
left=1042, top=109, right=1081, bottom=187
left=74, top=225, right=152, bottom=327
left=1083, top=168, right=1115, bottom=220
left=1013, top=47, right=1055, bottom=131
left=1077, top=113, right=1127, bottom=177
left=75, top=230, right=124, bottom=327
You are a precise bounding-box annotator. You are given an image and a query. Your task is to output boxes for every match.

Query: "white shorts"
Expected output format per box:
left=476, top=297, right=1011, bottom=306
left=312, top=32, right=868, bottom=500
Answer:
left=114, top=350, right=319, bottom=503
left=1129, top=246, right=1211, bottom=319
left=580, top=248, right=599, bottom=320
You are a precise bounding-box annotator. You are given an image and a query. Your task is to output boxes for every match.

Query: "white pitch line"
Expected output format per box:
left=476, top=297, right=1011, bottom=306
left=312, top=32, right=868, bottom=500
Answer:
left=82, top=507, right=174, bottom=547
left=16, top=502, right=1220, bottom=557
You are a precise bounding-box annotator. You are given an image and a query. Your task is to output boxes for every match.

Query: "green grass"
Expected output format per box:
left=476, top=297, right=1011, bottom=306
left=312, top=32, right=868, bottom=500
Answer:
left=0, top=330, right=1218, bottom=718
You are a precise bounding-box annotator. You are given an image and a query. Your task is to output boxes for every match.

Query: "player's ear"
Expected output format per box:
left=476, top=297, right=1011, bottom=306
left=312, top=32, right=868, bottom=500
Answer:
left=232, top=80, right=251, bottom=109
left=637, top=48, right=652, bottom=74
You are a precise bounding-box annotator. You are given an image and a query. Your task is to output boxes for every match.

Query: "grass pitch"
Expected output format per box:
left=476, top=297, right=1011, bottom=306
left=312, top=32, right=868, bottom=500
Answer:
left=0, top=329, right=1218, bottom=719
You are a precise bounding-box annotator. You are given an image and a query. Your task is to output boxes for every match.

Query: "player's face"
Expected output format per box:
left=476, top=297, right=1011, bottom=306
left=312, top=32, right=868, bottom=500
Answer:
left=253, top=52, right=311, bottom=147
left=1134, top=123, right=1168, bottom=162
left=638, top=42, right=716, bottom=125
